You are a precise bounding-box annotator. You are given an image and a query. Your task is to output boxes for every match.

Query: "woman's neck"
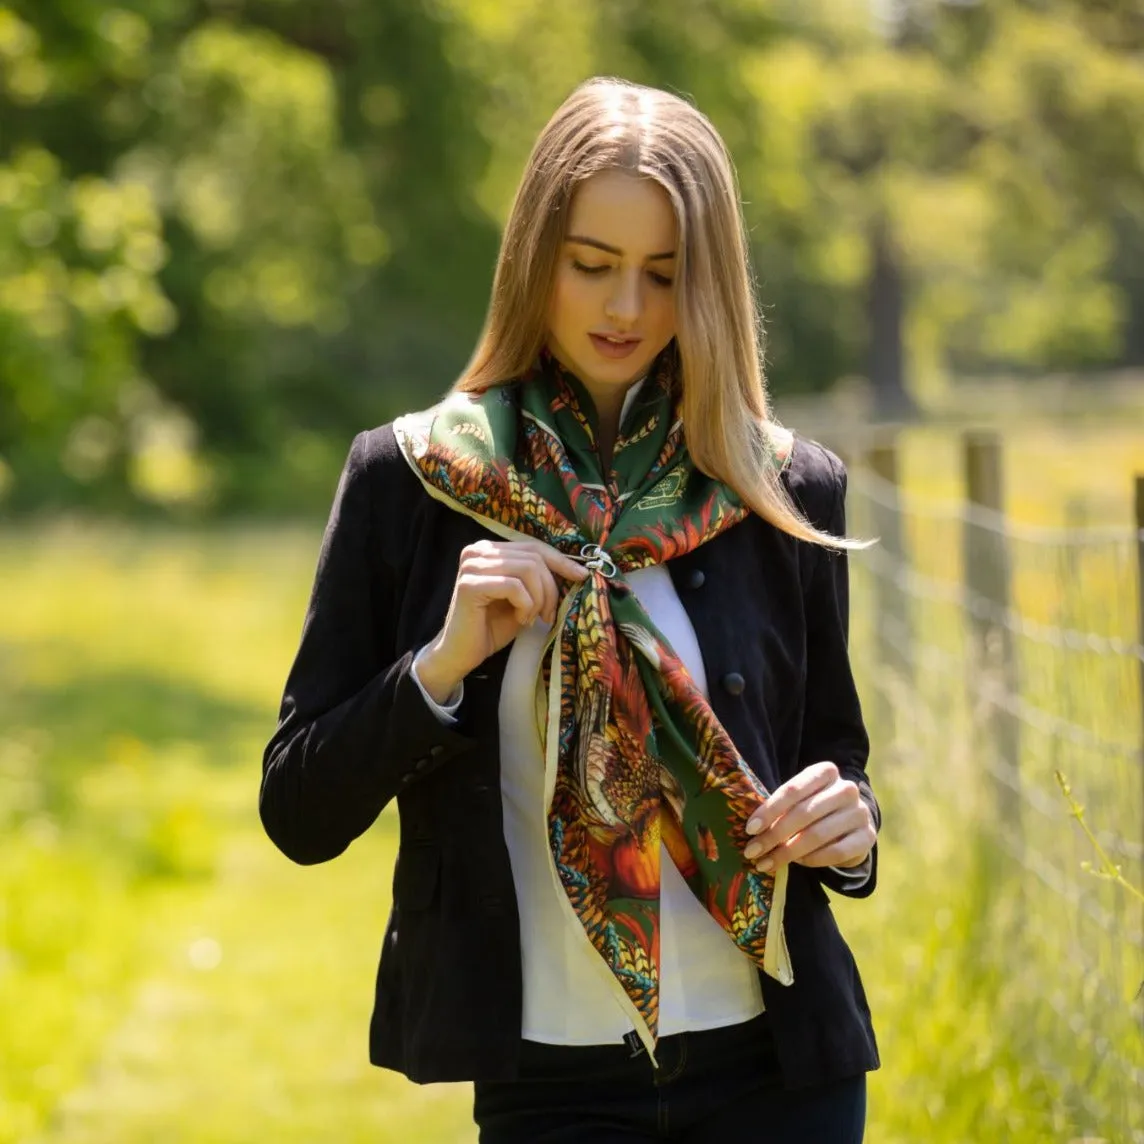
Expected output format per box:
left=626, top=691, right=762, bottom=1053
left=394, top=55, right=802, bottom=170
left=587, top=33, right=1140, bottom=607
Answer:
left=545, top=347, right=645, bottom=445
left=582, top=380, right=645, bottom=472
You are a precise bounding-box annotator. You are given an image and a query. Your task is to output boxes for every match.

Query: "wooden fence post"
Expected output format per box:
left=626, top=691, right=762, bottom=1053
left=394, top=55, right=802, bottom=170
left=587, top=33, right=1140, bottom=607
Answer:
left=1133, top=474, right=1144, bottom=1030
left=1135, top=475, right=1143, bottom=846
left=963, top=432, right=1021, bottom=841
left=863, top=436, right=912, bottom=747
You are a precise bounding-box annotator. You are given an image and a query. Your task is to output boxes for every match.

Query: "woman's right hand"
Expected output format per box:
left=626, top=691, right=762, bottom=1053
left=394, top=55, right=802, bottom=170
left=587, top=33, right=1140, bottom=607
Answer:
left=415, top=539, right=590, bottom=703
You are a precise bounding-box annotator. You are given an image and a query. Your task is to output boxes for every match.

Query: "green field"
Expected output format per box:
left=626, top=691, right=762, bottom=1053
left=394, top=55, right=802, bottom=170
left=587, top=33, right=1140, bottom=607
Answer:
left=2, top=421, right=1142, bottom=1142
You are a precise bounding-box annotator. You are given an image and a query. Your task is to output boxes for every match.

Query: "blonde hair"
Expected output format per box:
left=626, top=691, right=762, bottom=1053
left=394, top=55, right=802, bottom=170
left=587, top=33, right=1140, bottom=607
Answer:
left=455, top=76, right=852, bottom=549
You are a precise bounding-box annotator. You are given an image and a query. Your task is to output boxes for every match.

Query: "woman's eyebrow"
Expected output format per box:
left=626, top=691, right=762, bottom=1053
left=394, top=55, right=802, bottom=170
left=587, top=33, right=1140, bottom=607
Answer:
left=566, top=235, right=676, bottom=261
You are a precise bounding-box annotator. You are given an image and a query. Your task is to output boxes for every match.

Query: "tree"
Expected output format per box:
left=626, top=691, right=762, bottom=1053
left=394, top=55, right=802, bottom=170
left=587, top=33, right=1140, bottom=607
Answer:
left=3, top=1, right=1143, bottom=511
left=741, top=0, right=1144, bottom=415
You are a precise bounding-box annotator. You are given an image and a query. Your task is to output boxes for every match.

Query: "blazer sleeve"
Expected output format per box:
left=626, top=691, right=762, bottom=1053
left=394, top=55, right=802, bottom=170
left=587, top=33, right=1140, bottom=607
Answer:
left=259, top=430, right=476, bottom=866
left=795, top=446, right=881, bottom=899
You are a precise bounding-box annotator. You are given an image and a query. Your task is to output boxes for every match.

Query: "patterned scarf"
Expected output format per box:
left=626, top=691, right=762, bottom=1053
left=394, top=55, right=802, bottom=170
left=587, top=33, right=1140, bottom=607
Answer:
left=394, top=348, right=792, bottom=1058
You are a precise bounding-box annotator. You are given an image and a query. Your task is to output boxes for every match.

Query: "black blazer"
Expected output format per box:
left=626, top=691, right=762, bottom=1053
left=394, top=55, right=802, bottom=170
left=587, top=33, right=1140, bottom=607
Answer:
left=259, top=416, right=881, bottom=1090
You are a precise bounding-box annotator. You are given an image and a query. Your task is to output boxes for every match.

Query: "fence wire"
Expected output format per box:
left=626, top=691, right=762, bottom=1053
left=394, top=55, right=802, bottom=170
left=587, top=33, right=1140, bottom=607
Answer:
left=842, top=460, right=1144, bottom=1141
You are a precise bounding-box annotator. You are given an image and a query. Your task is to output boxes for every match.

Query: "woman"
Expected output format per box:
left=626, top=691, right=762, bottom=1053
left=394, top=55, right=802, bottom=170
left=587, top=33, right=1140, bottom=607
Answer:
left=261, top=77, right=880, bottom=1142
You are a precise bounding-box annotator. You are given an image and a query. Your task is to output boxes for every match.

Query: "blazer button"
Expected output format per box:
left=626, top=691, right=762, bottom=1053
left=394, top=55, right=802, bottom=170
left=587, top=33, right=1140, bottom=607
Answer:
left=721, top=672, right=746, bottom=696
left=686, top=568, right=706, bottom=589
left=414, top=756, right=432, bottom=772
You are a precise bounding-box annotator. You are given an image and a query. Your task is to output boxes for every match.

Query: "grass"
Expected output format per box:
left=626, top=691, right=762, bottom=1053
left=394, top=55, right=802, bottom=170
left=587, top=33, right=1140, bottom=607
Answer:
left=0, top=524, right=473, bottom=1144
left=3, top=416, right=1143, bottom=1142
left=837, top=418, right=1144, bottom=1141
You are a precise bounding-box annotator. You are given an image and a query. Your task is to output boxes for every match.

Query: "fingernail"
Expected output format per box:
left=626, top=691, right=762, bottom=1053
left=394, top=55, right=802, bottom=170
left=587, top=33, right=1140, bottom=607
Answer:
left=746, top=819, right=763, bottom=835
left=758, top=857, right=774, bottom=874
left=744, top=843, right=760, bottom=860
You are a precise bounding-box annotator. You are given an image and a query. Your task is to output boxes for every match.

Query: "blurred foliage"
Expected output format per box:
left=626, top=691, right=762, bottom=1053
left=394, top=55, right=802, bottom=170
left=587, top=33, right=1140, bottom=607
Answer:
left=1, top=0, right=1143, bottom=513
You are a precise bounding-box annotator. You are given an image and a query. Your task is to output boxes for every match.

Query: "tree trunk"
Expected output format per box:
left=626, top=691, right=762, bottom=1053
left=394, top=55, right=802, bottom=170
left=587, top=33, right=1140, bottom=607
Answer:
left=867, top=218, right=916, bottom=420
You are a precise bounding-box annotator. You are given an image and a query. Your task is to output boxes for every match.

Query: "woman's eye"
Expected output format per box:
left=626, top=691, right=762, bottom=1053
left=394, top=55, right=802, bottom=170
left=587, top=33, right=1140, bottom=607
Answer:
left=570, top=259, right=672, bottom=287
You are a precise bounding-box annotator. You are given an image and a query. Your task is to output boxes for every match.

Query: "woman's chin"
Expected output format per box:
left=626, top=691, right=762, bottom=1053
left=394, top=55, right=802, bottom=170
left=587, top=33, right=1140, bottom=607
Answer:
left=579, top=349, right=658, bottom=387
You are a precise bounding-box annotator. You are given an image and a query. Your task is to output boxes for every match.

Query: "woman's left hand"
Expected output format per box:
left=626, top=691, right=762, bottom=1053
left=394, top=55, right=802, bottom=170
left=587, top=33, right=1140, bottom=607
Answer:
left=742, top=761, right=875, bottom=873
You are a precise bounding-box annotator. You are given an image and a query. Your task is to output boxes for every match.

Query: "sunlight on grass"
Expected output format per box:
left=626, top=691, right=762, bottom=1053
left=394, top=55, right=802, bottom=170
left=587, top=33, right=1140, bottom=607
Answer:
left=1, top=523, right=475, bottom=1144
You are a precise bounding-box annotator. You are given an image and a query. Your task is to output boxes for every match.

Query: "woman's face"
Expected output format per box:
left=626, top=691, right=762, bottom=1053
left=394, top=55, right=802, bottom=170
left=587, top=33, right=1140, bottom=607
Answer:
left=547, top=169, right=678, bottom=398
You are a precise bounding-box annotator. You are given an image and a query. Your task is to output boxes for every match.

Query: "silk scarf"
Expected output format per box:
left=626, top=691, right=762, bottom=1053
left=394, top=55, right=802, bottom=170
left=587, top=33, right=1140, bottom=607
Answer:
left=393, top=348, right=793, bottom=1059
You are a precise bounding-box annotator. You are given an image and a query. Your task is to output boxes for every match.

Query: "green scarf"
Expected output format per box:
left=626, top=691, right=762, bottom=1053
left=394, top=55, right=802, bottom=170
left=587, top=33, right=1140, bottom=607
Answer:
left=394, top=348, right=792, bottom=1058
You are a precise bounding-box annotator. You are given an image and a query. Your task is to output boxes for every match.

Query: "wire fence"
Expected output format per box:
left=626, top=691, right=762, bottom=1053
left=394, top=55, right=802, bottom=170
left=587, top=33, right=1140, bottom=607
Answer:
left=832, top=431, right=1143, bottom=1141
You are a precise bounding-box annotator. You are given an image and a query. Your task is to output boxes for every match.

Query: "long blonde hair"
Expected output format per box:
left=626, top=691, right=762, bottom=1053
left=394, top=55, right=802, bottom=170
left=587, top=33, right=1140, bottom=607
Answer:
left=455, top=76, right=850, bottom=549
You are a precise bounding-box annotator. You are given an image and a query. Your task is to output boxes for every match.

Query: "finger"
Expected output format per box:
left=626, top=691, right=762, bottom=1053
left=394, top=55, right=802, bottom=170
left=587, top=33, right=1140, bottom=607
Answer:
left=752, top=809, right=856, bottom=871
left=743, top=783, right=856, bottom=859
left=536, top=561, right=559, bottom=626
left=457, top=572, right=539, bottom=626
left=534, top=544, right=591, bottom=583
left=466, top=552, right=560, bottom=625
left=756, top=805, right=874, bottom=872
left=501, top=543, right=587, bottom=621
left=524, top=550, right=561, bottom=623
left=464, top=544, right=585, bottom=597
left=545, top=565, right=561, bottom=623
left=787, top=826, right=876, bottom=871
left=746, top=761, right=840, bottom=836
left=460, top=538, right=502, bottom=563
left=475, top=554, right=550, bottom=622
left=464, top=537, right=582, bottom=580
left=490, top=538, right=589, bottom=583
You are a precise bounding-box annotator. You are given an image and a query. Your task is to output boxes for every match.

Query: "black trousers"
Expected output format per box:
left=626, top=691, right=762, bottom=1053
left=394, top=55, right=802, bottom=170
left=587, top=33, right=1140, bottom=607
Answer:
left=472, top=1012, right=867, bottom=1143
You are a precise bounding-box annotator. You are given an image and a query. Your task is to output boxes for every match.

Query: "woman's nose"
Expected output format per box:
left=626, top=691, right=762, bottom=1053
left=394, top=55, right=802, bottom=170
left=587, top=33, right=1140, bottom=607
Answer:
left=604, top=269, right=642, bottom=327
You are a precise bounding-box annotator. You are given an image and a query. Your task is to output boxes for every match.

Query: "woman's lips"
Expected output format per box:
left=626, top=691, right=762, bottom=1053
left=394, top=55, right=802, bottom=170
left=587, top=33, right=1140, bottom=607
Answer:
left=589, top=333, right=642, bottom=360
